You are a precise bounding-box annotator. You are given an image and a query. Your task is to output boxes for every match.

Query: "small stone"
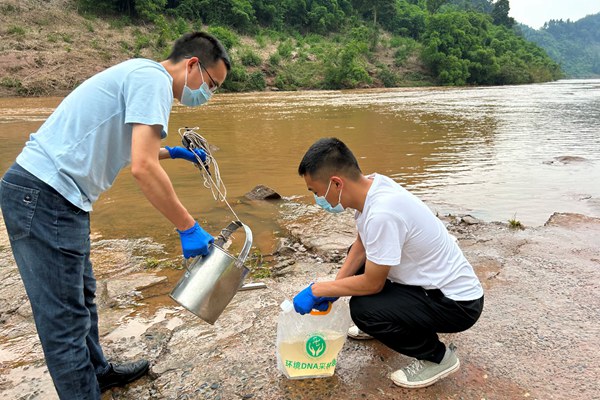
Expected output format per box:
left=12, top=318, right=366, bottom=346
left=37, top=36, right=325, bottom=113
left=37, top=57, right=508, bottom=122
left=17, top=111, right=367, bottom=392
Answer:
left=462, top=215, right=482, bottom=225
left=210, top=383, right=219, bottom=390
left=244, top=185, right=281, bottom=200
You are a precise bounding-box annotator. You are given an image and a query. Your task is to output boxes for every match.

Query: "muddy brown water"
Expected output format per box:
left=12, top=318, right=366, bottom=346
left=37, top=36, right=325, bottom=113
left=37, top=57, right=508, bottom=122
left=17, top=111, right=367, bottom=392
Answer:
left=1, top=80, right=599, bottom=257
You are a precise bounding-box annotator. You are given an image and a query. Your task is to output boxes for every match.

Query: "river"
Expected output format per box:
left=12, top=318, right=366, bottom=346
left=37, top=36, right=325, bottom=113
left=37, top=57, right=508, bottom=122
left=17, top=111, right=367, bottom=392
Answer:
left=1, top=79, right=599, bottom=255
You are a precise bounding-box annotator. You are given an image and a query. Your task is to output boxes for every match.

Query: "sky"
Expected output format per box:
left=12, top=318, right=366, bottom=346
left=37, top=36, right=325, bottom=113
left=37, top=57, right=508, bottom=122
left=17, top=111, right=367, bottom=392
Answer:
left=508, top=0, right=600, bottom=29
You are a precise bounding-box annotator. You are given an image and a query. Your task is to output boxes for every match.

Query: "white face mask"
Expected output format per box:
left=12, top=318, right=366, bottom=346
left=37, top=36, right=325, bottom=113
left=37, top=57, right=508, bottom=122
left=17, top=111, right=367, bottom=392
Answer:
left=180, top=64, right=213, bottom=107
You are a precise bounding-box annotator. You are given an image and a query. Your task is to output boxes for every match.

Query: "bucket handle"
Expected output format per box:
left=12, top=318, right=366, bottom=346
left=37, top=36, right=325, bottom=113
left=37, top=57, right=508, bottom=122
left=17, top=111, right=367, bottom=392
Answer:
left=309, top=302, right=333, bottom=315
left=216, top=220, right=253, bottom=268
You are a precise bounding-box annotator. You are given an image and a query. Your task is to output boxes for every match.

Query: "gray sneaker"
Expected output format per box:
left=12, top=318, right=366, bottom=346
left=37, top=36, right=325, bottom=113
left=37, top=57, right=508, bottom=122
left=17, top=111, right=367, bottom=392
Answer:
left=391, top=344, right=460, bottom=389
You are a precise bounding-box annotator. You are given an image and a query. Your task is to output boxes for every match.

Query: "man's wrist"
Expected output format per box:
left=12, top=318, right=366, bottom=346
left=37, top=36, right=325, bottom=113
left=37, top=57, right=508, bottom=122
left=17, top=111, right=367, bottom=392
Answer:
left=311, top=282, right=327, bottom=297
left=159, top=148, right=171, bottom=160
left=176, top=216, right=196, bottom=232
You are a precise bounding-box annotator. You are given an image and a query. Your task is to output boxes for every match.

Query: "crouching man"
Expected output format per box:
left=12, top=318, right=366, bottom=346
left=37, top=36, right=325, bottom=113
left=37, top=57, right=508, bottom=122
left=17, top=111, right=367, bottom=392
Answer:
left=292, top=137, right=484, bottom=389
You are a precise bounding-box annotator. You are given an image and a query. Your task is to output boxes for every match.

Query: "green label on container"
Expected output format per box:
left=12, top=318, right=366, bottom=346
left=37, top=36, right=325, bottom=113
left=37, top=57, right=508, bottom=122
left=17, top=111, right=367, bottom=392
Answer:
left=305, top=335, right=326, bottom=358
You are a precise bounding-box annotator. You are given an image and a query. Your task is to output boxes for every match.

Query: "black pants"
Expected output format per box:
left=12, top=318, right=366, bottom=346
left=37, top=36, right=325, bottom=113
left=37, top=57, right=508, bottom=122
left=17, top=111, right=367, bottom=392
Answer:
left=349, top=266, right=484, bottom=363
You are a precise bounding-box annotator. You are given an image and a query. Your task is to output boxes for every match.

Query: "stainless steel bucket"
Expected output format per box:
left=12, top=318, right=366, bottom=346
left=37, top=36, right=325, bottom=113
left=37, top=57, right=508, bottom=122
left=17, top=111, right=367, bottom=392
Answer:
left=169, top=221, right=253, bottom=324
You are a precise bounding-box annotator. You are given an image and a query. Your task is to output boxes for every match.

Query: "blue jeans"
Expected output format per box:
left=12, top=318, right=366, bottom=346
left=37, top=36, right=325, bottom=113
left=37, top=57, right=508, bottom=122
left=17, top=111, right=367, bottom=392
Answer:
left=0, top=163, right=109, bottom=400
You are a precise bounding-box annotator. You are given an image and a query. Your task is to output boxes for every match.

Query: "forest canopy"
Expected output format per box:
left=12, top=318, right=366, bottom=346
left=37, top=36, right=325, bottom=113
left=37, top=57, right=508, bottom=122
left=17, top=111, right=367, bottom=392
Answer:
left=76, top=0, right=564, bottom=89
left=519, top=13, right=600, bottom=78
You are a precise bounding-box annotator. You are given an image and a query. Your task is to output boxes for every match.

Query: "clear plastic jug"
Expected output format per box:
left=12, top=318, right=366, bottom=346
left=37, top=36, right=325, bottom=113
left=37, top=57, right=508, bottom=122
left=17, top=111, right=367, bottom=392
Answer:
left=276, top=299, right=351, bottom=379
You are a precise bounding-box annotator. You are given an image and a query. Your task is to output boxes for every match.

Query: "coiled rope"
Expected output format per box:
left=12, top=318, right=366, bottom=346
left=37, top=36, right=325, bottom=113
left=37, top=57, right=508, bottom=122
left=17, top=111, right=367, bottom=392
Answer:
left=177, top=126, right=241, bottom=222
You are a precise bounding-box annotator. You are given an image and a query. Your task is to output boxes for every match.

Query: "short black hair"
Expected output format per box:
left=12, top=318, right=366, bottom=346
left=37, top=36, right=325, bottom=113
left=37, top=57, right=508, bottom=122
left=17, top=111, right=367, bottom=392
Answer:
left=298, top=138, right=362, bottom=181
left=167, top=32, right=231, bottom=71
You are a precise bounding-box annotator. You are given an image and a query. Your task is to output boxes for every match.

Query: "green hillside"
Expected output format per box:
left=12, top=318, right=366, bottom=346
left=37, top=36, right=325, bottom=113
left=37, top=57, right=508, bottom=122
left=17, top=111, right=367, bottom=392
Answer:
left=0, top=0, right=563, bottom=96
left=518, top=13, right=600, bottom=78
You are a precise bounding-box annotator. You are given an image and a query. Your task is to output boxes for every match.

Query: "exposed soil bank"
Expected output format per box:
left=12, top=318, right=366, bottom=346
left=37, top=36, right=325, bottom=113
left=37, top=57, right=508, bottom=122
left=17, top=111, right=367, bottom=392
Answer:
left=0, top=205, right=598, bottom=400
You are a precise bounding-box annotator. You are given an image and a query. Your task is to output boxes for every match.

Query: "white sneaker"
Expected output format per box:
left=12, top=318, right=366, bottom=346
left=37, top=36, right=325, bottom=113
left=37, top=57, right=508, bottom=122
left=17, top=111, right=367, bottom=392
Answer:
left=347, top=325, right=374, bottom=340
left=391, top=344, right=460, bottom=389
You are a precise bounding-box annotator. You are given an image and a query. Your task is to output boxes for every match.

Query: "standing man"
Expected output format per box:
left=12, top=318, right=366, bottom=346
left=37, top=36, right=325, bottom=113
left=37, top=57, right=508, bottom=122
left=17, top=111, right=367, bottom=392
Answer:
left=292, top=138, right=484, bottom=389
left=0, top=32, right=230, bottom=399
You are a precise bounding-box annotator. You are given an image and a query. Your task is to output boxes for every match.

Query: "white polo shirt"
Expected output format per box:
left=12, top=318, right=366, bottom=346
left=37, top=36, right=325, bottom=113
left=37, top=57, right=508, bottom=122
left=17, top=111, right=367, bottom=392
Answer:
left=355, top=174, right=483, bottom=301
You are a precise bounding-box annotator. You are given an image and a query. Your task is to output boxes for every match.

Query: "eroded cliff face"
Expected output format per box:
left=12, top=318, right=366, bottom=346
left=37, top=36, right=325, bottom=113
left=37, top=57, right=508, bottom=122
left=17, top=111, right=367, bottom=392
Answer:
left=0, top=207, right=598, bottom=400
left=0, top=0, right=161, bottom=98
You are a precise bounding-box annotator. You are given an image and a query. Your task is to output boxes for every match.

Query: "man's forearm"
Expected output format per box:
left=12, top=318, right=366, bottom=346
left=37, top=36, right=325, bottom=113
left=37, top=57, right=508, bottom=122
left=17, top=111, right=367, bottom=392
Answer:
left=132, top=159, right=195, bottom=231
left=336, top=236, right=366, bottom=280
left=312, top=274, right=380, bottom=297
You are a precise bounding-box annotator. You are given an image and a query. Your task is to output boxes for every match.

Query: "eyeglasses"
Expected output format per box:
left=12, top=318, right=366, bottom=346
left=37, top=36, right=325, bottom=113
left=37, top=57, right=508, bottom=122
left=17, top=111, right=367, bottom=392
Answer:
left=199, top=63, right=219, bottom=93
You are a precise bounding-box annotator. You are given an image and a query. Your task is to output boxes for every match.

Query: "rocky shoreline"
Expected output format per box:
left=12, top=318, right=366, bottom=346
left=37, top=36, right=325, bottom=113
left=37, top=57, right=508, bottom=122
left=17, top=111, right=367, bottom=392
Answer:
left=0, top=204, right=599, bottom=399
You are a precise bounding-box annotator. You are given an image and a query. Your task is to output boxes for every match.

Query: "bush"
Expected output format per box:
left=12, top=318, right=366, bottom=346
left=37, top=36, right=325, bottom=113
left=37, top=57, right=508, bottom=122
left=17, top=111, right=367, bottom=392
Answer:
left=255, top=34, right=267, bottom=48
left=377, top=67, right=398, bottom=87
left=83, top=20, right=95, bottom=32
left=134, top=32, right=151, bottom=51
left=0, top=77, right=22, bottom=89
left=274, top=60, right=320, bottom=90
left=391, top=37, right=418, bottom=66
left=221, top=64, right=266, bottom=92
left=268, top=52, right=281, bottom=67
left=277, top=40, right=294, bottom=60
left=323, top=42, right=372, bottom=89
left=220, top=64, right=247, bottom=92
left=246, top=71, right=266, bottom=91
left=207, top=26, right=240, bottom=50
left=7, top=26, right=26, bottom=37
left=108, top=16, right=131, bottom=30
left=0, top=3, right=19, bottom=14
left=240, top=48, right=262, bottom=67
left=173, top=17, right=189, bottom=36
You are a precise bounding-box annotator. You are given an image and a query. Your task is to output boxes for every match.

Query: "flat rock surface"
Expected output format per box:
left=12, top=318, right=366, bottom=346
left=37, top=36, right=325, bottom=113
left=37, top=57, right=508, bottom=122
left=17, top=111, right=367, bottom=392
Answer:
left=0, top=206, right=598, bottom=400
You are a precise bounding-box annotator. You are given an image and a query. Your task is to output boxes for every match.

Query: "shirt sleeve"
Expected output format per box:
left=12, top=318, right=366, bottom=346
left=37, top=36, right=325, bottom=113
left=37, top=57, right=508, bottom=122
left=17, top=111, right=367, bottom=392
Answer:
left=363, top=211, right=408, bottom=266
left=122, top=66, right=173, bottom=138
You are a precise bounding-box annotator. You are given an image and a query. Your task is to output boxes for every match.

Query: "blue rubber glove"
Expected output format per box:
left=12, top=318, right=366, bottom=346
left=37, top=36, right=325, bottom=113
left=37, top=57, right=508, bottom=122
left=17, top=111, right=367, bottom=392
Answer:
left=165, top=146, right=207, bottom=163
left=177, top=222, right=214, bottom=258
left=293, top=284, right=339, bottom=315
left=293, top=284, right=318, bottom=315
left=313, top=296, right=339, bottom=311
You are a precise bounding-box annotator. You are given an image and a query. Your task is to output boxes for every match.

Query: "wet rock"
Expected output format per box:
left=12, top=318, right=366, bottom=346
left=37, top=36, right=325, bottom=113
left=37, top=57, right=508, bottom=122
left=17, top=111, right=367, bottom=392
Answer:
left=244, top=185, right=282, bottom=201
left=279, top=203, right=355, bottom=257
left=272, top=265, right=295, bottom=278
left=544, top=212, right=600, bottom=227
left=461, top=215, right=482, bottom=225
left=105, top=273, right=167, bottom=308
left=543, top=155, right=588, bottom=165
left=274, top=238, right=296, bottom=256
left=271, top=259, right=296, bottom=277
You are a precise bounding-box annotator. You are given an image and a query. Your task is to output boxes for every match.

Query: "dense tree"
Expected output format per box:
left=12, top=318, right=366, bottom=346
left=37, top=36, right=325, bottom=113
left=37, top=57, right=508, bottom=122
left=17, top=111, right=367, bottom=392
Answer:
left=352, top=0, right=395, bottom=26
left=520, top=13, right=600, bottom=78
left=490, top=0, right=514, bottom=28
left=422, top=11, right=561, bottom=85
left=426, top=0, right=447, bottom=14
left=390, top=1, right=427, bottom=39
left=445, top=0, right=493, bottom=13
left=75, top=0, right=565, bottom=88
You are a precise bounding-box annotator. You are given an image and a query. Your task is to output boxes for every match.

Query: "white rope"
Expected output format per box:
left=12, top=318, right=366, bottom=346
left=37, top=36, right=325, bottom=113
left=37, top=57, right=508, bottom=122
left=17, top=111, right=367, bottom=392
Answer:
left=177, top=127, right=241, bottom=222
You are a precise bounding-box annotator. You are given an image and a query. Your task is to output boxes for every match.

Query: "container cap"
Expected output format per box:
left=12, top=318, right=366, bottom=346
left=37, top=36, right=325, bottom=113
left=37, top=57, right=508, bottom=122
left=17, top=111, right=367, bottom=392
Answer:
left=280, top=299, right=294, bottom=313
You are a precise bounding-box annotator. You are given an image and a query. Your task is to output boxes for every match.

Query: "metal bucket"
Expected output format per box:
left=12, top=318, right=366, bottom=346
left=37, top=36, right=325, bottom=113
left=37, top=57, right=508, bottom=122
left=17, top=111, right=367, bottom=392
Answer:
left=169, top=221, right=253, bottom=324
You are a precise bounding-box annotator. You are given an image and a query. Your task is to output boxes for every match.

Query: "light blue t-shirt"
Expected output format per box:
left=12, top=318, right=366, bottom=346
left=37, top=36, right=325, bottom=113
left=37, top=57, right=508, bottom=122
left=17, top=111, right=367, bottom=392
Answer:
left=17, top=58, right=173, bottom=211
